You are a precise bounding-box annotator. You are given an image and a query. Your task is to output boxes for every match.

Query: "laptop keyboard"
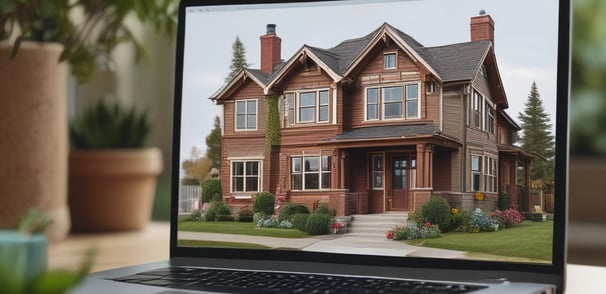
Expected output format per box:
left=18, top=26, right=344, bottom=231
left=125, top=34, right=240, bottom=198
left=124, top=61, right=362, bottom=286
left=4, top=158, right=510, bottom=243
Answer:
left=112, top=267, right=488, bottom=293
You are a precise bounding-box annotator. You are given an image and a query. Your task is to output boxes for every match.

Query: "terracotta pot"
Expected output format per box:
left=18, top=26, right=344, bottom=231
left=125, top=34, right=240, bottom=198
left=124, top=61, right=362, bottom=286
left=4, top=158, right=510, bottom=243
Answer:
left=68, top=148, right=162, bottom=232
left=0, top=42, right=70, bottom=241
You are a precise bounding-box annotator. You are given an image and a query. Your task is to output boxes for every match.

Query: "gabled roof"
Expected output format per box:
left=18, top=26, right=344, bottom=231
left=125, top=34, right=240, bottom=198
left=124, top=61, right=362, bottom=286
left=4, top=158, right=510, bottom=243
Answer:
left=210, top=68, right=268, bottom=102
left=216, top=22, right=502, bottom=103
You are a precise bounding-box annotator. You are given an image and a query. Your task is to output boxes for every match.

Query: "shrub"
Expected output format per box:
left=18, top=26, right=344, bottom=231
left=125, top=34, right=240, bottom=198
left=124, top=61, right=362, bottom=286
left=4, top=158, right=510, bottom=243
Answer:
left=468, top=209, right=498, bottom=232
left=292, top=213, right=310, bottom=232
left=236, top=207, right=254, bottom=222
left=202, top=179, right=222, bottom=203
left=305, top=213, right=331, bottom=235
left=497, top=190, right=511, bottom=211
left=256, top=216, right=279, bottom=228
left=190, top=210, right=202, bottom=221
left=420, top=197, right=452, bottom=232
left=205, top=201, right=231, bottom=221
left=490, top=209, right=523, bottom=227
left=253, top=212, right=266, bottom=224
left=391, top=222, right=441, bottom=240
left=450, top=209, right=473, bottom=232
left=253, top=192, right=276, bottom=215
left=278, top=204, right=310, bottom=221
left=314, top=204, right=336, bottom=216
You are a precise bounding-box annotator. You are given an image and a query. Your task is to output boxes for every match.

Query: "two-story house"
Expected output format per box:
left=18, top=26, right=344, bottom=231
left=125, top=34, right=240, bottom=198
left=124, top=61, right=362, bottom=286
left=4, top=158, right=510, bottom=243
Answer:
left=211, top=14, right=534, bottom=216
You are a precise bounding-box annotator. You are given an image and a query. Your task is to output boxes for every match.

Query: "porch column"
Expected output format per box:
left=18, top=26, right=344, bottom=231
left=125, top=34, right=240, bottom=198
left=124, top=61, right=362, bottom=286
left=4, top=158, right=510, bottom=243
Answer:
left=416, top=143, right=434, bottom=188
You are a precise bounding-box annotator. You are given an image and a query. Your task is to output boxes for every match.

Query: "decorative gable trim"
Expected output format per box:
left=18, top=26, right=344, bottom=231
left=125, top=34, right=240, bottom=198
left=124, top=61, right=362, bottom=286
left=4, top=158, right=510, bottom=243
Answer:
left=342, top=24, right=441, bottom=81
left=265, top=46, right=343, bottom=94
left=211, top=69, right=267, bottom=103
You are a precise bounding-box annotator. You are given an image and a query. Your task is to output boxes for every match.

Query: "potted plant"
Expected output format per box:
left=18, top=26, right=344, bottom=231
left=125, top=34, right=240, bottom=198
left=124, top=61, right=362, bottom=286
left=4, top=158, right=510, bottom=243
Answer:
left=0, top=0, right=175, bottom=240
left=68, top=100, right=162, bottom=232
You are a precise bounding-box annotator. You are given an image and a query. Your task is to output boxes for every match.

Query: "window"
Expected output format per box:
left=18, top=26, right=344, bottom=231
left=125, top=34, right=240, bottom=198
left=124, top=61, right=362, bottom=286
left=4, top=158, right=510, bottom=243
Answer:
left=470, top=90, right=482, bottom=128
left=406, top=84, right=419, bottom=119
left=366, top=88, right=379, bottom=120
left=286, top=93, right=295, bottom=125
left=470, top=155, right=498, bottom=192
left=285, top=90, right=330, bottom=125
left=384, top=53, right=396, bottom=70
left=231, top=161, right=260, bottom=192
left=235, top=100, right=257, bottom=130
left=426, top=81, right=436, bottom=93
left=471, top=155, right=482, bottom=191
left=484, top=157, right=498, bottom=193
left=485, top=103, right=495, bottom=134
left=372, top=155, right=383, bottom=189
left=365, top=84, right=420, bottom=121
left=291, top=155, right=331, bottom=190
left=383, top=86, right=403, bottom=119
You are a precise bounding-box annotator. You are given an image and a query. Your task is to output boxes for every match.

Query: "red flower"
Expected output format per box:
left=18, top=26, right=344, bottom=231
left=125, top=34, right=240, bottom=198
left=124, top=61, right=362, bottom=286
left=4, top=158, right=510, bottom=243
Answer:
left=386, top=230, right=394, bottom=239
left=424, top=221, right=431, bottom=228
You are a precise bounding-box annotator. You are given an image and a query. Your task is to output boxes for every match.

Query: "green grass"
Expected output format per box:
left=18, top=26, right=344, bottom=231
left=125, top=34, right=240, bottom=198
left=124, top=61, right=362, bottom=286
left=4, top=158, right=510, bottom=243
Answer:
left=178, top=221, right=310, bottom=238
left=405, top=221, right=553, bottom=261
left=178, top=239, right=272, bottom=249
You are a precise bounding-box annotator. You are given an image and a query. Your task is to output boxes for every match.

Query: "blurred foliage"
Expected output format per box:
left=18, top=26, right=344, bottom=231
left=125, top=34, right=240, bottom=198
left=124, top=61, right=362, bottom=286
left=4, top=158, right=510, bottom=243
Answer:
left=571, top=0, right=606, bottom=154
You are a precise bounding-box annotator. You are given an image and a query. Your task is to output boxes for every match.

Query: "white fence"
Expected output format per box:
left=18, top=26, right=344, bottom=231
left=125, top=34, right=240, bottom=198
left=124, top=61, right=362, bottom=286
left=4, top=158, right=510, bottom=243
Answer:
left=179, top=185, right=201, bottom=213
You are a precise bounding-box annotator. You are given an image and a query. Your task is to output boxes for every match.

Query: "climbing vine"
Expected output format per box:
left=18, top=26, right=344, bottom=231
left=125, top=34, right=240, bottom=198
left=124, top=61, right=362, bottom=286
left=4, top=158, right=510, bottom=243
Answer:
left=265, top=94, right=281, bottom=153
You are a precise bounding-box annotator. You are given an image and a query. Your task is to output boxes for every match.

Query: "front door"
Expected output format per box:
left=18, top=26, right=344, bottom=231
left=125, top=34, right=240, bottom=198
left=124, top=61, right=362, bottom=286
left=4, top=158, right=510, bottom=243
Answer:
left=390, top=156, right=415, bottom=210
left=391, top=157, right=408, bottom=210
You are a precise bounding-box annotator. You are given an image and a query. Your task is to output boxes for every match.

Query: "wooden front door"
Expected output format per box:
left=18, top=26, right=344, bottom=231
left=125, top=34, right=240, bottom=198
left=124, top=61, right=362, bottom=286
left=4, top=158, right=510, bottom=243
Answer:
left=390, top=156, right=414, bottom=210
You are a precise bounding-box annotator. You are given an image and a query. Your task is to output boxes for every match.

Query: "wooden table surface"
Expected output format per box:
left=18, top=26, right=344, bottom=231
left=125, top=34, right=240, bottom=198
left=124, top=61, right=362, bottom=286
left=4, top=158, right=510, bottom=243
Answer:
left=48, top=222, right=606, bottom=293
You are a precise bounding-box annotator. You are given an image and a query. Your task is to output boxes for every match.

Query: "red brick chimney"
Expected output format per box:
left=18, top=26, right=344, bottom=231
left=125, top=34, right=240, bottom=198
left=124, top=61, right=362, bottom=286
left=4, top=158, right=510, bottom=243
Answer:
left=260, top=24, right=282, bottom=74
left=470, top=12, right=495, bottom=45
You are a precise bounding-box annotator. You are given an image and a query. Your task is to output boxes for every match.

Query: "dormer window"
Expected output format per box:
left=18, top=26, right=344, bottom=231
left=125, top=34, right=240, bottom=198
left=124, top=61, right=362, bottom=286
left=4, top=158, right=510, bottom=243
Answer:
left=383, top=53, right=396, bottom=70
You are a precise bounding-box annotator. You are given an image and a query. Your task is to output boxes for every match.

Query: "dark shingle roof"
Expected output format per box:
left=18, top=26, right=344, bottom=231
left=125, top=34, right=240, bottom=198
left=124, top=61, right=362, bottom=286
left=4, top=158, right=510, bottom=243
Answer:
left=297, top=23, right=489, bottom=83
left=423, top=40, right=491, bottom=82
left=246, top=68, right=270, bottom=85
left=330, top=123, right=438, bottom=141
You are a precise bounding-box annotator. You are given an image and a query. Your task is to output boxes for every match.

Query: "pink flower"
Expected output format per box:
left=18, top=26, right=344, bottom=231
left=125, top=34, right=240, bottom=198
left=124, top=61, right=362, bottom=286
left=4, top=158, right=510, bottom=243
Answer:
left=424, top=221, right=431, bottom=228
left=386, top=230, right=394, bottom=239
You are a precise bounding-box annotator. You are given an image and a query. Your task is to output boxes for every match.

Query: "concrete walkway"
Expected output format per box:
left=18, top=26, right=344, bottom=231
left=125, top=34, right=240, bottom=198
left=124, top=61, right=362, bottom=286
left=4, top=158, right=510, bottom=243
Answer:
left=178, top=231, right=466, bottom=259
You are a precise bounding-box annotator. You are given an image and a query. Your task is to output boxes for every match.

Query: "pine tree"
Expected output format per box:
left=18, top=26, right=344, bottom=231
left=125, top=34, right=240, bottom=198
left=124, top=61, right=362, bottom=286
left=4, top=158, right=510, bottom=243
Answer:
left=225, top=36, right=248, bottom=83
left=205, top=116, right=221, bottom=169
left=518, top=81, right=555, bottom=191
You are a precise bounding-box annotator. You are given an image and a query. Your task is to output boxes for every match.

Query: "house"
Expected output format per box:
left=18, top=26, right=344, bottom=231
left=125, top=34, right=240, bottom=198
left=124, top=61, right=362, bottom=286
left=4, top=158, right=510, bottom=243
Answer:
left=211, top=14, right=535, bottom=216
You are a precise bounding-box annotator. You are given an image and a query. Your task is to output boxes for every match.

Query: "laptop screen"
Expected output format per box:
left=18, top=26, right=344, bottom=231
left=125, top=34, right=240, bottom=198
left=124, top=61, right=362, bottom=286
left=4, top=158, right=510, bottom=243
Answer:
left=174, top=0, right=567, bottom=269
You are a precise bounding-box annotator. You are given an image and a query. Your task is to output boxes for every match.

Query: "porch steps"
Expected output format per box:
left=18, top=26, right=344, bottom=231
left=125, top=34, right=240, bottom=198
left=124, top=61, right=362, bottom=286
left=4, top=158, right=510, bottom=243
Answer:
left=346, top=213, right=408, bottom=237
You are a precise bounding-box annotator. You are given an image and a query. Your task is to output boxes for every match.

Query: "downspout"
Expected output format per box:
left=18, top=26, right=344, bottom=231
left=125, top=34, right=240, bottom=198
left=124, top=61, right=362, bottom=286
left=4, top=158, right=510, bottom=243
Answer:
left=439, top=84, right=444, bottom=132
left=462, top=84, right=469, bottom=193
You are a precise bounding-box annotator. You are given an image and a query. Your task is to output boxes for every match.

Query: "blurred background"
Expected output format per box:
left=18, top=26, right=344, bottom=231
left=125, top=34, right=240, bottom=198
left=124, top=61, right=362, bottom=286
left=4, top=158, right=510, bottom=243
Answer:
left=64, top=0, right=605, bottom=264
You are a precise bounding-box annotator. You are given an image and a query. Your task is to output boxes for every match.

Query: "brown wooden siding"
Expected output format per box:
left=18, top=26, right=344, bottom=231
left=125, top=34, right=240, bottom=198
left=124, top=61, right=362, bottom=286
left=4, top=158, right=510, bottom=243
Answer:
left=442, top=86, right=464, bottom=141
left=220, top=136, right=266, bottom=197
left=450, top=148, right=462, bottom=192
left=222, top=80, right=266, bottom=136
left=347, top=43, right=431, bottom=129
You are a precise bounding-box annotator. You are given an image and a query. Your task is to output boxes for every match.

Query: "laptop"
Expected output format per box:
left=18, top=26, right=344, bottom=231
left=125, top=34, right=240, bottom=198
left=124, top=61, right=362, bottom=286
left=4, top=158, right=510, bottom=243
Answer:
left=73, top=0, right=570, bottom=293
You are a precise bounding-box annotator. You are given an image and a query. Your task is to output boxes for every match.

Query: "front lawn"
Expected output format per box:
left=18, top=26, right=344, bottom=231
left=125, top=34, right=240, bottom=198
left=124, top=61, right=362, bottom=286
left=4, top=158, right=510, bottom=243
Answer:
left=178, top=239, right=272, bottom=249
left=178, top=221, right=310, bottom=238
left=405, top=221, right=553, bottom=261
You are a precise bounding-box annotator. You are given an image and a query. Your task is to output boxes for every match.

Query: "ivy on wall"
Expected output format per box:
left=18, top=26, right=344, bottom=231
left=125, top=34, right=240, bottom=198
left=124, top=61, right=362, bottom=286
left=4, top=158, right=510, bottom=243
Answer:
left=265, top=94, right=281, bottom=152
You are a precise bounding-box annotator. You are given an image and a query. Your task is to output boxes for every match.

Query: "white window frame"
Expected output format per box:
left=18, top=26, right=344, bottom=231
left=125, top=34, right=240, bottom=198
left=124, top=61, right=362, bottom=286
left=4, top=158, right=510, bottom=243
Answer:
left=285, top=89, right=330, bottom=125
left=290, top=155, right=331, bottom=191
left=371, top=154, right=384, bottom=190
left=470, top=89, right=482, bottom=129
left=484, top=156, right=498, bottom=193
left=230, top=160, right=262, bottom=193
left=383, top=52, right=397, bottom=70
left=484, top=102, right=495, bottom=134
left=471, top=155, right=482, bottom=192
left=235, top=99, right=258, bottom=131
left=364, top=82, right=421, bottom=122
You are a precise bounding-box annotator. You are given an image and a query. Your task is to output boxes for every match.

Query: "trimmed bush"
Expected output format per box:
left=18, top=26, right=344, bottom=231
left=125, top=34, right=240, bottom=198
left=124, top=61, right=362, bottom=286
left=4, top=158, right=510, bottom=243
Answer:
left=305, top=213, right=331, bottom=235
left=215, top=214, right=235, bottom=222
left=190, top=210, right=202, bottom=221
left=278, top=204, right=310, bottom=221
left=292, top=213, right=310, bottom=232
left=253, top=192, right=276, bottom=215
left=236, top=206, right=254, bottom=222
left=202, top=179, right=222, bottom=203
left=420, top=197, right=452, bottom=232
left=205, top=201, right=231, bottom=221
left=313, top=204, right=335, bottom=216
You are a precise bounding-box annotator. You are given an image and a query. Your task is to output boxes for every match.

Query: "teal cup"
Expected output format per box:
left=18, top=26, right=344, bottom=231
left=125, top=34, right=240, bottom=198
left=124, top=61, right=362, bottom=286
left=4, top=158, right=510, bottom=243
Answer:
left=0, top=230, right=48, bottom=292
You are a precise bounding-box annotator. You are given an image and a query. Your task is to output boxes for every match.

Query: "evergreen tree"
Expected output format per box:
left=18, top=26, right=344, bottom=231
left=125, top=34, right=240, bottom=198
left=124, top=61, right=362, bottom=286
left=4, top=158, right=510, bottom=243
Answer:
left=518, top=81, right=555, bottom=192
left=205, top=116, right=222, bottom=169
left=225, top=36, right=248, bottom=83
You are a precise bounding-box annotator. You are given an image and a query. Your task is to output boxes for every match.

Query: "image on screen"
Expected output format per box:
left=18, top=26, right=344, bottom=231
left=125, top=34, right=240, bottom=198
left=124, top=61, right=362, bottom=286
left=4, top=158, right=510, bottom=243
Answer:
left=177, top=0, right=559, bottom=264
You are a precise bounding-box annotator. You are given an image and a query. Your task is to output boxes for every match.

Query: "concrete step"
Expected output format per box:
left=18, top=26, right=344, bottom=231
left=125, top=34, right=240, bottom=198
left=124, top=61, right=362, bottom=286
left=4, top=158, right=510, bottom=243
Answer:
left=346, top=213, right=408, bottom=237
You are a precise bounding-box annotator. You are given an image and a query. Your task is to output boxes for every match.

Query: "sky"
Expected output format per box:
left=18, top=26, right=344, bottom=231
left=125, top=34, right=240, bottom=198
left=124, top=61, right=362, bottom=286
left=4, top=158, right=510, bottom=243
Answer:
left=180, top=0, right=560, bottom=165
